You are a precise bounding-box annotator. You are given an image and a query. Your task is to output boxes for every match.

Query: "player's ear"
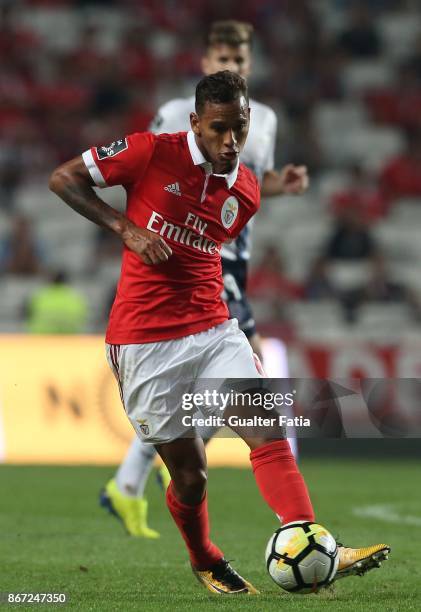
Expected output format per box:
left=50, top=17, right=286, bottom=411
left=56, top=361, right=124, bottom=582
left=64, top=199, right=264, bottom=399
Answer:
left=190, top=112, right=201, bottom=136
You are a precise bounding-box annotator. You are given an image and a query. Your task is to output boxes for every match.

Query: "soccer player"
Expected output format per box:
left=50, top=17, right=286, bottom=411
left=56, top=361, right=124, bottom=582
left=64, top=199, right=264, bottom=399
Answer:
left=50, top=71, right=390, bottom=594
left=101, top=20, right=306, bottom=538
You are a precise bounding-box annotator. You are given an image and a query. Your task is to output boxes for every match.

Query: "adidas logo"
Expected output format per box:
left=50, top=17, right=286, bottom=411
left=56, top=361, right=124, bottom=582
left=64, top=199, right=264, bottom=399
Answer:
left=164, top=182, right=181, bottom=196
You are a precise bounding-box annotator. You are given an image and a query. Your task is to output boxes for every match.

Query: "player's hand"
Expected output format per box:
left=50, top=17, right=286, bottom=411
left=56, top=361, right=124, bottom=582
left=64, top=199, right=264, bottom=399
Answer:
left=279, top=164, right=309, bottom=195
left=121, top=222, right=172, bottom=265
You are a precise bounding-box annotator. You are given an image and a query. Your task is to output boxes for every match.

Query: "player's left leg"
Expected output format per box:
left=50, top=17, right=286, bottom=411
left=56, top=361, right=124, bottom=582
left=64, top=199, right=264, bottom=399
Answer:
left=104, top=332, right=258, bottom=595
left=156, top=435, right=259, bottom=595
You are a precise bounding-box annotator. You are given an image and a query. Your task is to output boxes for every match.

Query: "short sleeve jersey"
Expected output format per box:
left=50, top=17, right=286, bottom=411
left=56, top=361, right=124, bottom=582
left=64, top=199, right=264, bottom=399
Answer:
left=82, top=131, right=260, bottom=343
left=150, top=96, right=277, bottom=262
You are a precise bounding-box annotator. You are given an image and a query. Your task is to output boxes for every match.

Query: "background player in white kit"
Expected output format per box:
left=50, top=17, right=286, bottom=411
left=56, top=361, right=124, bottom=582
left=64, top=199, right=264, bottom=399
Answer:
left=100, top=21, right=309, bottom=538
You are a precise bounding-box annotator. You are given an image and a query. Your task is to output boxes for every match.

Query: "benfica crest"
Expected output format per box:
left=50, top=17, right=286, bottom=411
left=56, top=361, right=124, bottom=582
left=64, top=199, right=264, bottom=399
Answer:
left=136, top=418, right=150, bottom=436
left=221, top=196, right=239, bottom=229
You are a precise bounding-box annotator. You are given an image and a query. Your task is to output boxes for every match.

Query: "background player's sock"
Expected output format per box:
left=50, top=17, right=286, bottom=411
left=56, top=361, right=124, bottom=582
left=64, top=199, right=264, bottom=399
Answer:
left=250, top=439, right=315, bottom=524
left=166, top=482, right=223, bottom=569
left=115, top=437, right=157, bottom=497
left=287, top=436, right=298, bottom=460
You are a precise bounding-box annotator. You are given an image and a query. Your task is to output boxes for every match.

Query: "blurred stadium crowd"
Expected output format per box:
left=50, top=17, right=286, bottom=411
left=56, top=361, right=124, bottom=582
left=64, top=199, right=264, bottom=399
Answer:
left=2, top=0, right=421, bottom=342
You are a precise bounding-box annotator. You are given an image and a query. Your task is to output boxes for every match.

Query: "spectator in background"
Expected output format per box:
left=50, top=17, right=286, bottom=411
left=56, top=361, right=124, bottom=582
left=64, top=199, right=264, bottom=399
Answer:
left=119, top=24, right=156, bottom=85
left=0, top=214, right=45, bottom=276
left=0, top=146, right=21, bottom=213
left=66, top=24, right=106, bottom=85
left=364, top=258, right=421, bottom=321
left=90, top=61, right=130, bottom=118
left=324, top=207, right=380, bottom=262
left=406, top=32, right=421, bottom=82
left=305, top=258, right=338, bottom=301
left=336, top=3, right=381, bottom=58
left=315, top=209, right=421, bottom=324
left=26, top=270, right=88, bottom=334
left=279, top=110, right=325, bottom=176
left=380, top=128, right=421, bottom=202
left=365, top=62, right=421, bottom=129
left=330, top=163, right=388, bottom=222
left=314, top=207, right=382, bottom=321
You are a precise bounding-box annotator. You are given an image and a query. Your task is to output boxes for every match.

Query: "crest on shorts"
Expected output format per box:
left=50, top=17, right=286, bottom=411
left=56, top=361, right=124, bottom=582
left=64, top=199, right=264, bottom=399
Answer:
left=136, top=418, right=150, bottom=436
left=97, top=138, right=128, bottom=160
left=221, top=196, right=239, bottom=229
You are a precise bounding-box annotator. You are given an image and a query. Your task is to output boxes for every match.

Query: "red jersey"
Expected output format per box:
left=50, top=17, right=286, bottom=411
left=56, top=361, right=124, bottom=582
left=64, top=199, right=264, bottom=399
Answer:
left=83, top=131, right=260, bottom=343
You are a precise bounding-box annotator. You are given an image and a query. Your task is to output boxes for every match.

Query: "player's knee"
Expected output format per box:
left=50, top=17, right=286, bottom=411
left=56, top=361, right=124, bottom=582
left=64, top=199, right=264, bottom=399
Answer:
left=174, top=468, right=207, bottom=503
left=181, top=467, right=207, bottom=492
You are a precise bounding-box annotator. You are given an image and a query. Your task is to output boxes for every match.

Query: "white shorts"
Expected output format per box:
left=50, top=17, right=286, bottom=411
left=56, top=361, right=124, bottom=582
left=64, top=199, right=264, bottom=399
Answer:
left=106, top=319, right=262, bottom=445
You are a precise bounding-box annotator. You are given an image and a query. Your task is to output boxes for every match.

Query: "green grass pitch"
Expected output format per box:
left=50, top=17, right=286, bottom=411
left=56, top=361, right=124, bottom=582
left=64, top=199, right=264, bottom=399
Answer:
left=0, top=459, right=420, bottom=611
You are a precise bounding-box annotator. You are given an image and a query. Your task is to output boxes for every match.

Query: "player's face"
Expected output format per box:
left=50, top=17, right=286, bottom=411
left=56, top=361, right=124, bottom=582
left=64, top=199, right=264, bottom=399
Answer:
left=202, top=43, right=252, bottom=79
left=190, top=96, right=250, bottom=174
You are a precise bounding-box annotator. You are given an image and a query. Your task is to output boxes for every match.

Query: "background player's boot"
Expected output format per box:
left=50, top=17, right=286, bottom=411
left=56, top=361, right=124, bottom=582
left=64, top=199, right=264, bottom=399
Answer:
left=99, top=478, right=160, bottom=538
left=192, top=558, right=259, bottom=595
left=156, top=464, right=171, bottom=491
left=335, top=543, right=390, bottom=580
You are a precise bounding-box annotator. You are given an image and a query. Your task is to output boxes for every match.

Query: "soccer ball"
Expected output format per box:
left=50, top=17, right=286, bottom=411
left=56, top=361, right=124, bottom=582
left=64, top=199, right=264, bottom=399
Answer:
left=265, top=521, right=339, bottom=594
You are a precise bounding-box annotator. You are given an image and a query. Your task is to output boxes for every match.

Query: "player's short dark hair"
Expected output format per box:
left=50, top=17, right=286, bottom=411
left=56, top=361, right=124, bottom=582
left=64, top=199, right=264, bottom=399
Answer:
left=206, top=20, right=254, bottom=48
left=195, top=70, right=248, bottom=115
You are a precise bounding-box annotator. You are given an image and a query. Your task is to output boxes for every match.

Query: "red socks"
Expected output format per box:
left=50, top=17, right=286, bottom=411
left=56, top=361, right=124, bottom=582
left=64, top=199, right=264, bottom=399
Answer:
left=250, top=439, right=315, bottom=524
left=166, top=482, right=223, bottom=570
left=166, top=440, right=313, bottom=569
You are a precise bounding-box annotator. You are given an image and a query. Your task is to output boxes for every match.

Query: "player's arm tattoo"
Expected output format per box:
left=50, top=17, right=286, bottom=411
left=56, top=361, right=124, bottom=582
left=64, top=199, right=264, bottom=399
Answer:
left=49, top=155, right=172, bottom=265
left=49, top=156, right=128, bottom=236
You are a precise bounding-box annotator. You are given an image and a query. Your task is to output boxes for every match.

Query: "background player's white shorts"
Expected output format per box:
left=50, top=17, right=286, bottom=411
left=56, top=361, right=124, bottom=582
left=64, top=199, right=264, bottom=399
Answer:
left=106, top=319, right=262, bottom=445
